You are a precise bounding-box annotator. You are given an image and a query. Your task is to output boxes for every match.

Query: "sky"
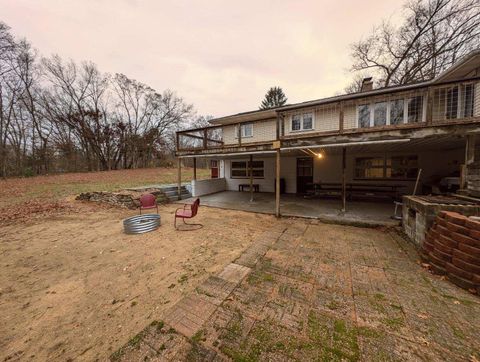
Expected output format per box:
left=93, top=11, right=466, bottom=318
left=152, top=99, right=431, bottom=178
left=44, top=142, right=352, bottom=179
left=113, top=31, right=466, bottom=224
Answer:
left=0, top=0, right=404, bottom=118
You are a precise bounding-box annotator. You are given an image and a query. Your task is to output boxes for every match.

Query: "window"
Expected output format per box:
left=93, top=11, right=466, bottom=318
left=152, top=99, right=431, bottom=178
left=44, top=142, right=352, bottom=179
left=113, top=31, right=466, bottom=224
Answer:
left=355, top=155, right=418, bottom=179
left=463, top=84, right=475, bottom=118
left=292, top=115, right=301, bottom=131
left=358, top=104, right=370, bottom=128
left=374, top=102, right=387, bottom=126
left=303, top=113, right=313, bottom=130
left=446, top=87, right=459, bottom=119
left=231, top=160, right=264, bottom=179
left=407, top=96, right=423, bottom=123
left=389, top=156, right=419, bottom=179
left=236, top=123, right=253, bottom=138
left=355, top=157, right=384, bottom=178
left=390, top=99, right=404, bottom=125
left=291, top=113, right=314, bottom=131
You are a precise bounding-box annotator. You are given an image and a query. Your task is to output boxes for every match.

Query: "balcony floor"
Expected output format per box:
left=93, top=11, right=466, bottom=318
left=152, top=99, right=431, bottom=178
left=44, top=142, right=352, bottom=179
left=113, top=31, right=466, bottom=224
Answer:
left=179, top=191, right=399, bottom=226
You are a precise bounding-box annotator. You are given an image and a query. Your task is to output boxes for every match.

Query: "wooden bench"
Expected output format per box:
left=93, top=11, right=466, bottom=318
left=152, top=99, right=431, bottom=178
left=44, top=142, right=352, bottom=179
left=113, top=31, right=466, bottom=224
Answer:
left=308, top=182, right=405, bottom=200
left=238, top=183, right=260, bottom=192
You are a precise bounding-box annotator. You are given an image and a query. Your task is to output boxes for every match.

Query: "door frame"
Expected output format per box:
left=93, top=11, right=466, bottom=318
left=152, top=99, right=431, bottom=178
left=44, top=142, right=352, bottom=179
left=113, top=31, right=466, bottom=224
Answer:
left=296, top=157, right=314, bottom=194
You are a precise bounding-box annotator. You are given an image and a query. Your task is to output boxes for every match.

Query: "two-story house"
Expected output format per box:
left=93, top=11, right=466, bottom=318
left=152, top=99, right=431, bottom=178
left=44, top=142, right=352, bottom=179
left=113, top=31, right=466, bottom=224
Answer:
left=175, top=50, right=480, bottom=221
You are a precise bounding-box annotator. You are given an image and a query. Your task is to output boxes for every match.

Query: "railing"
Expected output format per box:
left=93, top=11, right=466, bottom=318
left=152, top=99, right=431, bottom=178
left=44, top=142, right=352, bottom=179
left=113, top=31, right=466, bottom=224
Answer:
left=176, top=125, right=223, bottom=151
left=176, top=79, right=480, bottom=154
left=431, top=82, right=477, bottom=123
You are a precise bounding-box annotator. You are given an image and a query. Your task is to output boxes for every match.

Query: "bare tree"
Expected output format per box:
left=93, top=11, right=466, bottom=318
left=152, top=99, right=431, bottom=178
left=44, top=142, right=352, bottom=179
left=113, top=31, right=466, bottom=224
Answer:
left=348, top=0, right=480, bottom=88
left=0, top=21, right=203, bottom=177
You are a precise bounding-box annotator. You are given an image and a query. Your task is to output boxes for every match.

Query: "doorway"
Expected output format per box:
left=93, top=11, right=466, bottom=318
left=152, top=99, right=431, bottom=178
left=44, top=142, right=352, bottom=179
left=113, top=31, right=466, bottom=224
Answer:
left=297, top=157, right=313, bottom=194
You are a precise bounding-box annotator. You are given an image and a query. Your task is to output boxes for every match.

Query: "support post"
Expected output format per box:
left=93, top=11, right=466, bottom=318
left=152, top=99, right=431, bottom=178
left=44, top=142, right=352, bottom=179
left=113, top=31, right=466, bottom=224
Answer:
left=426, top=87, right=433, bottom=124
left=193, top=157, right=197, bottom=181
left=203, top=129, right=208, bottom=149
left=339, top=102, right=344, bottom=133
left=341, top=147, right=346, bottom=213
left=461, top=135, right=476, bottom=189
left=249, top=155, right=254, bottom=202
left=238, top=123, right=242, bottom=146
left=275, top=149, right=281, bottom=217
left=177, top=158, right=182, bottom=200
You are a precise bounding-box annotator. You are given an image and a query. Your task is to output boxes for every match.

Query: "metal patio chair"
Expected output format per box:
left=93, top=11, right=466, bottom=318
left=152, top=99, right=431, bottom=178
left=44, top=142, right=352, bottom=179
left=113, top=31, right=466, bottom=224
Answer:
left=139, top=193, right=159, bottom=214
left=174, top=198, right=202, bottom=230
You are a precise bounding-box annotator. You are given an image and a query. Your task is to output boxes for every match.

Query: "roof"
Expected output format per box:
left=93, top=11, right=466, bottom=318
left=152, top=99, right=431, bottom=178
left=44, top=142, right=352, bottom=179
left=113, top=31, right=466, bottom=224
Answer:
left=208, top=49, right=480, bottom=124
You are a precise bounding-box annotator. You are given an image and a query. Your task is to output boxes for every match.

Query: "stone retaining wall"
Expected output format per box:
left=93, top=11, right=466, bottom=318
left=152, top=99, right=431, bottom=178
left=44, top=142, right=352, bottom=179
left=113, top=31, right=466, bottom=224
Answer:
left=421, top=211, right=480, bottom=294
left=76, top=189, right=168, bottom=209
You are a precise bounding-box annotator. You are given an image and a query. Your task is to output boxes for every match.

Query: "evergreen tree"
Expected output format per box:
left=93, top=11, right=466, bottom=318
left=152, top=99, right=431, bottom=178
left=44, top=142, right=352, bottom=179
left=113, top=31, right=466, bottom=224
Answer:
left=259, top=86, right=287, bottom=109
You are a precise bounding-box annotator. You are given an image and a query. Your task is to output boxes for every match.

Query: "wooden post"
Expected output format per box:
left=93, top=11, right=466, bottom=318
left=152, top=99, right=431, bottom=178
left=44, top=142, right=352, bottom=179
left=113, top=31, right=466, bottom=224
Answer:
left=339, top=102, right=344, bottom=133
left=193, top=157, right=197, bottom=181
left=249, top=154, right=254, bottom=202
left=177, top=158, right=182, bottom=200
left=238, top=123, right=242, bottom=146
left=341, top=147, right=346, bottom=213
left=426, top=87, right=433, bottom=125
left=461, top=135, right=476, bottom=189
left=275, top=149, right=281, bottom=217
left=203, top=129, right=208, bottom=149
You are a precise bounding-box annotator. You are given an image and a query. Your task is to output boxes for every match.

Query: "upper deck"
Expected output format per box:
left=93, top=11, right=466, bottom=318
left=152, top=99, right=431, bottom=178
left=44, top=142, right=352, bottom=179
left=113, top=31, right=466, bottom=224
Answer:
left=176, top=51, right=480, bottom=157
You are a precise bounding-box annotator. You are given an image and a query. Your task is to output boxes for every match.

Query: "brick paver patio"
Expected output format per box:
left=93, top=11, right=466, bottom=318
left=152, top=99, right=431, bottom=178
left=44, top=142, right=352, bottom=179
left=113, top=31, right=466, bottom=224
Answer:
left=113, top=220, right=480, bottom=361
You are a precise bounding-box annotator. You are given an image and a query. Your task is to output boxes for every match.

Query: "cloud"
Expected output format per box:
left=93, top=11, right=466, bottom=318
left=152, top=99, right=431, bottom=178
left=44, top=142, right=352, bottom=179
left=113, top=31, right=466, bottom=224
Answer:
left=0, top=0, right=403, bottom=116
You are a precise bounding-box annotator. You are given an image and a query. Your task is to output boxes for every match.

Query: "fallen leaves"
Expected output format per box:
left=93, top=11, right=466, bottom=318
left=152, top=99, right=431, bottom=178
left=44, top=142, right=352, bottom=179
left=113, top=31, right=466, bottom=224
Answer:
left=0, top=200, right=70, bottom=224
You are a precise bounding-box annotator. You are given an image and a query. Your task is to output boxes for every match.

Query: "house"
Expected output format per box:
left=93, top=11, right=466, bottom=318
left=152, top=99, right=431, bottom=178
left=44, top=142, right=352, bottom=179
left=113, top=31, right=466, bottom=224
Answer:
left=175, top=50, right=480, bottom=224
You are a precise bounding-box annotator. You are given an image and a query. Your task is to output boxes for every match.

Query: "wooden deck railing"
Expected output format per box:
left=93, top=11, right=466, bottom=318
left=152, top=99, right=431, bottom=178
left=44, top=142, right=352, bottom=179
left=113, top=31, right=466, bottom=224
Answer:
left=176, top=125, right=224, bottom=151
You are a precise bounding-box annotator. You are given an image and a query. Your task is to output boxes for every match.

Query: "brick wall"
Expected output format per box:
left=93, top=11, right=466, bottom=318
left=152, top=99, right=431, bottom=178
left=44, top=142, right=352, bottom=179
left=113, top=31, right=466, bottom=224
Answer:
left=421, top=211, right=480, bottom=294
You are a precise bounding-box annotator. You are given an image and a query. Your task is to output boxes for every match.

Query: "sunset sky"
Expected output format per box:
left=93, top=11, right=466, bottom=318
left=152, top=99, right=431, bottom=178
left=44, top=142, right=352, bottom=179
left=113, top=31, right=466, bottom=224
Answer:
left=1, top=0, right=404, bottom=118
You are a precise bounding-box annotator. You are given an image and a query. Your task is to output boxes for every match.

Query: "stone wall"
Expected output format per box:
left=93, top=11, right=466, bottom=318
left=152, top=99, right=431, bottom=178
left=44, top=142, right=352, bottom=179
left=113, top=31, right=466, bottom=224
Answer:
left=76, top=189, right=168, bottom=209
left=402, top=196, right=480, bottom=247
left=420, top=211, right=480, bottom=294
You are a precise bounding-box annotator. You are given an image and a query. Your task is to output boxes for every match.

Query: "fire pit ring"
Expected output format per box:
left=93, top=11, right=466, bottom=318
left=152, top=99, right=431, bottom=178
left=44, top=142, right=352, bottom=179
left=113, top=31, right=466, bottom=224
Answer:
left=123, top=214, right=161, bottom=234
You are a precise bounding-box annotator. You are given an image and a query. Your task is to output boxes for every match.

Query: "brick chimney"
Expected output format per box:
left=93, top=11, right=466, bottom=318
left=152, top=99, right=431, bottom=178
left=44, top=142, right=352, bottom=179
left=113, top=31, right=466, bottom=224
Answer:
left=360, top=77, right=373, bottom=92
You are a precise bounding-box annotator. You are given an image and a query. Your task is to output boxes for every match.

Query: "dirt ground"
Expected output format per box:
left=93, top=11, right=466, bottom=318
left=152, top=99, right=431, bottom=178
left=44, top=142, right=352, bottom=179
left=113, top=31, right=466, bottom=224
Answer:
left=0, top=201, right=278, bottom=361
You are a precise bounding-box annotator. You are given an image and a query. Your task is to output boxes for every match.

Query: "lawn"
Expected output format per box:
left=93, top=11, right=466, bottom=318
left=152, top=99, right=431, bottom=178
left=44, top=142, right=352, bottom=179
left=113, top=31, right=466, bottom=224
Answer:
left=0, top=167, right=209, bottom=222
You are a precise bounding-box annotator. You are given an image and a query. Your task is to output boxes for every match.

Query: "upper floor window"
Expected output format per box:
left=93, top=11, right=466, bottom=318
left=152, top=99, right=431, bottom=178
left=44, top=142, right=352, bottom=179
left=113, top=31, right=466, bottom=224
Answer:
left=390, top=99, right=404, bottom=125
left=407, top=96, right=423, bottom=123
left=235, top=123, right=253, bottom=138
left=432, top=83, right=475, bottom=120
left=291, top=113, right=314, bottom=131
left=358, top=95, right=424, bottom=127
left=374, top=102, right=387, bottom=126
left=358, top=105, right=370, bottom=128
left=464, top=84, right=475, bottom=118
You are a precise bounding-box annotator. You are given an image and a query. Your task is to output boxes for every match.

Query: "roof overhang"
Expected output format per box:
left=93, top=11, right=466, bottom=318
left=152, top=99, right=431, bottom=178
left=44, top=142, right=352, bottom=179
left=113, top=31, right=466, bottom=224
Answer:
left=433, top=50, right=480, bottom=83
left=209, top=109, right=277, bottom=126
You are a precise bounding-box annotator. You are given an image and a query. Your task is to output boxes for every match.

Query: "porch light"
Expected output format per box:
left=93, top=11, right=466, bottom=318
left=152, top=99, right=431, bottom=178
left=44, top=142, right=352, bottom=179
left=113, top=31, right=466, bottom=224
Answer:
left=317, top=152, right=324, bottom=159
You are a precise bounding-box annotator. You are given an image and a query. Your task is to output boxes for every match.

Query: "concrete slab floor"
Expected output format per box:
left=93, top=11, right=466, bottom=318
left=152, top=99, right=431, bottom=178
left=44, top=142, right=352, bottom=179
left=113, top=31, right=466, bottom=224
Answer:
left=179, top=191, right=399, bottom=226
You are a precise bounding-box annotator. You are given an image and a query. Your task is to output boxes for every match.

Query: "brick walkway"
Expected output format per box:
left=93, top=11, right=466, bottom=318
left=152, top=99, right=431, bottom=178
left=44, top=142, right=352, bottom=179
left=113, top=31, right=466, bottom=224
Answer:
left=113, top=220, right=480, bottom=361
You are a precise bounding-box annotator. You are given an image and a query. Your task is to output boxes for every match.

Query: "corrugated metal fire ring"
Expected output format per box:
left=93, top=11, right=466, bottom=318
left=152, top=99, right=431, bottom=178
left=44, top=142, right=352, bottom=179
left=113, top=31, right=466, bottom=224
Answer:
left=123, top=214, right=161, bottom=234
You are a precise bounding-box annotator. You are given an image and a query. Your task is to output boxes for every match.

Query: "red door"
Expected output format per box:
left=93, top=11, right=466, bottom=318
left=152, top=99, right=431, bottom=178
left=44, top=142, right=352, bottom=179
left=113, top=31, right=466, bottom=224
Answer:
left=211, top=160, right=219, bottom=178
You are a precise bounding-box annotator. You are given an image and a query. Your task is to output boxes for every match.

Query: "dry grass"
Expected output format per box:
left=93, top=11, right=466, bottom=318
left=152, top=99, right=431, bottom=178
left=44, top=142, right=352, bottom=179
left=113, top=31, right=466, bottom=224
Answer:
left=0, top=167, right=209, bottom=222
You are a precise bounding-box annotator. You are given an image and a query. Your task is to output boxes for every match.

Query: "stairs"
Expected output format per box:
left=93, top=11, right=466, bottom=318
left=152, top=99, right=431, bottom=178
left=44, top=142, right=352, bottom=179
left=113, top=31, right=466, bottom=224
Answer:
left=160, top=185, right=191, bottom=201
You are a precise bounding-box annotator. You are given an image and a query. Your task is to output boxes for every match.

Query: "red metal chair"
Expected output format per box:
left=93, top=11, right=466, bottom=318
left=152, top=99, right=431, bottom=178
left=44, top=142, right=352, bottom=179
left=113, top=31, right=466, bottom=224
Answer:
left=174, top=198, right=202, bottom=230
left=139, top=193, right=159, bottom=214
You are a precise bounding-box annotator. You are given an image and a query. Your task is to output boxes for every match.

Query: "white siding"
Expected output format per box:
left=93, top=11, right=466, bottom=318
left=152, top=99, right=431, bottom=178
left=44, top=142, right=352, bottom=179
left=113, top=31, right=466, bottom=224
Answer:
left=343, top=105, right=357, bottom=130
left=222, top=119, right=276, bottom=145
left=283, top=105, right=340, bottom=136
